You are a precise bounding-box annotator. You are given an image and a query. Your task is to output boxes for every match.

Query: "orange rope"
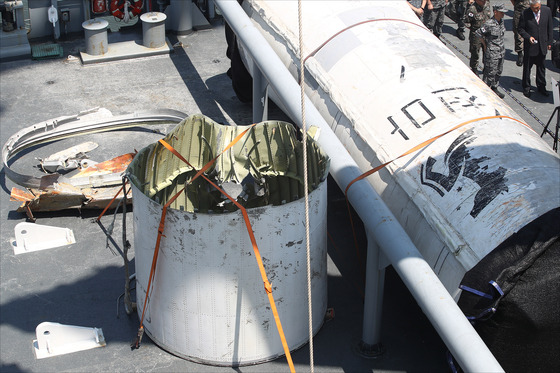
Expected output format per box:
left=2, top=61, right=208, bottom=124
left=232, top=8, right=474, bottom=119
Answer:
left=344, top=115, right=531, bottom=263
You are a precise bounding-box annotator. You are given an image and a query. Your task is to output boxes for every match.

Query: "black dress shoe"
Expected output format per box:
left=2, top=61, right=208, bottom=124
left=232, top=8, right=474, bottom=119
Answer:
left=523, top=89, right=531, bottom=98
left=516, top=52, right=523, bottom=67
left=538, top=87, right=550, bottom=97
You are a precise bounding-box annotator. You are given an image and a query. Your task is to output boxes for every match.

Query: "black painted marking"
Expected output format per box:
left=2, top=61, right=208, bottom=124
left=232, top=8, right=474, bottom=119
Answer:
left=388, top=116, right=410, bottom=140
left=402, top=99, right=436, bottom=128
left=420, top=129, right=508, bottom=218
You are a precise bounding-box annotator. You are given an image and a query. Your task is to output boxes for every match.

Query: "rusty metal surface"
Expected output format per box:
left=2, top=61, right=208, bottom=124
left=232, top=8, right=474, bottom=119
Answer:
left=9, top=151, right=136, bottom=215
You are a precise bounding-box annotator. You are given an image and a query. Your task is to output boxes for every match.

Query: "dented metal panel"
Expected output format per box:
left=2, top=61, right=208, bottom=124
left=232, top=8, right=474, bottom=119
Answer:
left=127, top=114, right=329, bottom=212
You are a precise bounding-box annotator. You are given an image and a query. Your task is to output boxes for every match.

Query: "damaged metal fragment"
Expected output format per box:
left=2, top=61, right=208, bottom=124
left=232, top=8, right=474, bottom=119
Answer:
left=127, top=114, right=330, bottom=212
left=3, top=108, right=186, bottom=215
left=39, top=141, right=99, bottom=173
left=10, top=153, right=135, bottom=215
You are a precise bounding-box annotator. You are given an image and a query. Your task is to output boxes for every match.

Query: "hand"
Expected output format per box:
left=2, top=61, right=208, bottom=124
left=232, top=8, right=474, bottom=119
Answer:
left=529, top=36, right=537, bottom=44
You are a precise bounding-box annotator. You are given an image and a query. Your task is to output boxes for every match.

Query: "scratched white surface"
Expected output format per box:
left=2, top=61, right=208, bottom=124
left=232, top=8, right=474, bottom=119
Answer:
left=131, top=180, right=327, bottom=365
left=246, top=0, right=560, bottom=294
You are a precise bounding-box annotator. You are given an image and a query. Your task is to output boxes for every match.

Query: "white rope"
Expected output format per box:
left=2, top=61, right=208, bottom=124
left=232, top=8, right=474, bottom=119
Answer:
left=297, top=1, right=314, bottom=372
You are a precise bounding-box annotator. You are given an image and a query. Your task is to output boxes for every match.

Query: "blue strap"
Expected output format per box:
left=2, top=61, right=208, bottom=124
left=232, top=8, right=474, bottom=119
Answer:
left=459, top=280, right=504, bottom=299
left=489, top=280, right=504, bottom=296
left=460, top=280, right=503, bottom=324
left=459, top=284, right=493, bottom=299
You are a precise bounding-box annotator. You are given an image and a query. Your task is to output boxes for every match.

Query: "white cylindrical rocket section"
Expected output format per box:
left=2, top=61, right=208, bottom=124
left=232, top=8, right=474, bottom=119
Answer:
left=131, top=180, right=328, bottom=366
left=241, top=0, right=560, bottom=297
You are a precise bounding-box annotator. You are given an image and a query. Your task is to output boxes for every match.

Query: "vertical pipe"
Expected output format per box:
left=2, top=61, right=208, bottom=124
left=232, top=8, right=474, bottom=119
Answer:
left=359, top=232, right=385, bottom=357
left=50, top=0, right=60, bottom=40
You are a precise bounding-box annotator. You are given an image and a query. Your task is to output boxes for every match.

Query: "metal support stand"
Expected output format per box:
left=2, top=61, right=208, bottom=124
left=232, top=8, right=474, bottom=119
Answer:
left=252, top=62, right=269, bottom=123
left=541, top=107, right=559, bottom=152
left=541, top=78, right=560, bottom=152
left=358, top=231, right=386, bottom=358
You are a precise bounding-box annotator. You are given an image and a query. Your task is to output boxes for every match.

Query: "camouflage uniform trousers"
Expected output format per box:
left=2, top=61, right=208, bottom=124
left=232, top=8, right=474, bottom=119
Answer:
left=424, top=6, right=446, bottom=36
left=456, top=0, right=468, bottom=31
left=513, top=1, right=530, bottom=53
left=469, top=32, right=484, bottom=70
left=483, top=51, right=504, bottom=88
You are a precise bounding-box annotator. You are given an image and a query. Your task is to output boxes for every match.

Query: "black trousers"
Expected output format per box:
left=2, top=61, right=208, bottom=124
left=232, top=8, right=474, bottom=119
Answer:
left=522, top=52, right=546, bottom=90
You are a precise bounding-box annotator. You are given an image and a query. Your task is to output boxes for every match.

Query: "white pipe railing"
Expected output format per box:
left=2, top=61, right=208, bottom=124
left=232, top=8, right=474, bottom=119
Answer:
left=214, top=1, right=503, bottom=371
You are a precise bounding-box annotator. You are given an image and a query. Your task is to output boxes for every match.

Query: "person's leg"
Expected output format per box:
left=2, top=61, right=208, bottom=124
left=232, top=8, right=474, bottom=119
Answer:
left=513, top=8, right=524, bottom=66
left=496, top=57, right=504, bottom=84
left=487, top=58, right=499, bottom=87
left=492, top=57, right=505, bottom=98
left=522, top=55, right=533, bottom=96
left=469, top=35, right=482, bottom=71
left=434, top=7, right=445, bottom=36
left=535, top=53, right=548, bottom=95
left=424, top=9, right=434, bottom=30
left=482, top=53, right=492, bottom=86
left=456, top=0, right=466, bottom=40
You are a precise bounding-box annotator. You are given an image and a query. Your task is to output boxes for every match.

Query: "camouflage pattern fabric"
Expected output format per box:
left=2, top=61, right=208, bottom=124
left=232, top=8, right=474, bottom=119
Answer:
left=464, top=0, right=493, bottom=69
left=513, top=0, right=530, bottom=53
left=476, top=17, right=506, bottom=87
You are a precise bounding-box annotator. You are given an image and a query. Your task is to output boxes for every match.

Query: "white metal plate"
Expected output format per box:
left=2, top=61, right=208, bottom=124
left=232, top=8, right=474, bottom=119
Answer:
left=12, top=222, right=76, bottom=255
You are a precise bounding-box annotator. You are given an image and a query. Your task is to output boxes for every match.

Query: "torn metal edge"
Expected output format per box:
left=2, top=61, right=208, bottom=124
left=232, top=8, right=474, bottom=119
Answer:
left=2, top=108, right=187, bottom=190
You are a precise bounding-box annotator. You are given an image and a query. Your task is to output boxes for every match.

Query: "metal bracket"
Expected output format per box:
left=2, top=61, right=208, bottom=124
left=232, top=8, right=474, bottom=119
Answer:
left=12, top=222, right=76, bottom=255
left=33, top=322, right=105, bottom=359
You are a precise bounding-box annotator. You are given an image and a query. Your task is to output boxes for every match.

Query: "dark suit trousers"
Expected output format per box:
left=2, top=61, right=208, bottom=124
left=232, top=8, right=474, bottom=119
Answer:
left=522, top=52, right=546, bottom=90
